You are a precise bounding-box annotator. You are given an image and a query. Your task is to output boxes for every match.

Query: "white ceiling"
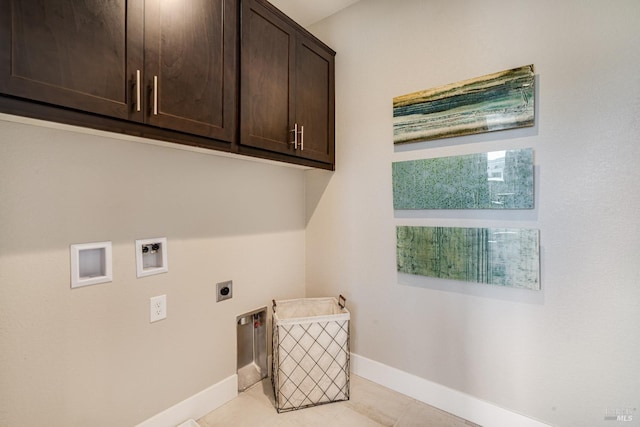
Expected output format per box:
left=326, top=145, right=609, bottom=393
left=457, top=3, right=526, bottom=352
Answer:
left=268, top=0, right=360, bottom=27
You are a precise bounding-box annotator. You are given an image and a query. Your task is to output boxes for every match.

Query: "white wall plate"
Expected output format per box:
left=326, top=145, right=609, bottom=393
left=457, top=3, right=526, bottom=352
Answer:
left=135, top=237, right=168, bottom=278
left=70, top=241, right=113, bottom=288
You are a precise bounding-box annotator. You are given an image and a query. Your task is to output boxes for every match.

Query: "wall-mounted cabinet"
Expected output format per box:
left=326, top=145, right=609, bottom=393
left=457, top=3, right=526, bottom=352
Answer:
left=143, top=0, right=237, bottom=141
left=0, top=1, right=134, bottom=121
left=240, top=0, right=335, bottom=166
left=0, top=0, right=237, bottom=142
left=0, top=0, right=335, bottom=170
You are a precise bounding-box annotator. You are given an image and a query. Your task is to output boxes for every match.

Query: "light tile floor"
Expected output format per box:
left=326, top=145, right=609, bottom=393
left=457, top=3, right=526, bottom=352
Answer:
left=197, top=375, right=481, bottom=427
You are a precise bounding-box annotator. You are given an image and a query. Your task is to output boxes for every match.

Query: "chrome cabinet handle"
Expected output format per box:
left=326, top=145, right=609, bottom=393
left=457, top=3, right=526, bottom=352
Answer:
left=136, top=70, right=141, bottom=112
left=153, top=75, right=158, bottom=115
left=290, top=123, right=298, bottom=149
left=300, top=125, right=304, bottom=151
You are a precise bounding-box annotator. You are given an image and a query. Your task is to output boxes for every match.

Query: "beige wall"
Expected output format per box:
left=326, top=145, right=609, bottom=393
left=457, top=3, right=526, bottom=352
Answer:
left=307, top=1, right=640, bottom=426
left=2, top=1, right=640, bottom=426
left=0, top=117, right=306, bottom=426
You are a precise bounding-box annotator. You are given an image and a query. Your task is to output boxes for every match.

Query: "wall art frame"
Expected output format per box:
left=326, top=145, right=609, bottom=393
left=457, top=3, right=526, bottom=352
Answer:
left=396, top=226, right=540, bottom=290
left=393, top=65, right=535, bottom=144
left=392, top=148, right=534, bottom=210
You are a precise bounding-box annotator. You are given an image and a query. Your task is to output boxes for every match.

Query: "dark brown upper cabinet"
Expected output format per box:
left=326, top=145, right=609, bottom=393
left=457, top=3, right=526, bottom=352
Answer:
left=0, top=0, right=237, bottom=142
left=240, top=0, right=335, bottom=167
left=0, top=1, right=137, bottom=120
left=0, top=0, right=335, bottom=169
left=144, top=0, right=237, bottom=141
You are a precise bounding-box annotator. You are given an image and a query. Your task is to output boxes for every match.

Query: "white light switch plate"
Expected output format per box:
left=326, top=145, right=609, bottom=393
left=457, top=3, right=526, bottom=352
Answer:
left=150, top=295, right=167, bottom=322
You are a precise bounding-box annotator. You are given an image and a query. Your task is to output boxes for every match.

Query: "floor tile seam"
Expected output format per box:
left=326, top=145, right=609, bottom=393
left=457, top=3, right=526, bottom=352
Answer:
left=326, top=402, right=390, bottom=427
left=394, top=400, right=475, bottom=427
left=244, top=383, right=280, bottom=411
left=344, top=399, right=410, bottom=426
left=404, top=398, right=478, bottom=426
left=201, top=390, right=273, bottom=422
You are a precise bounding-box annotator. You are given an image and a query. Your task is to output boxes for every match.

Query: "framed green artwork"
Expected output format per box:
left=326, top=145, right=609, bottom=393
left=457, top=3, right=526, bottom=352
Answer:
left=397, top=226, right=540, bottom=290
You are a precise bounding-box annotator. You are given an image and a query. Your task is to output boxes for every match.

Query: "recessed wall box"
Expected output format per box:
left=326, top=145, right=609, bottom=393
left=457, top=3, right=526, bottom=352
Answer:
left=217, top=280, right=233, bottom=302
left=135, top=237, right=168, bottom=278
left=70, top=241, right=113, bottom=288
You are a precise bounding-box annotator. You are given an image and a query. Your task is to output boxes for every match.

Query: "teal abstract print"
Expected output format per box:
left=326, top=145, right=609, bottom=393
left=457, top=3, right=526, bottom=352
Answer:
left=393, top=65, right=535, bottom=144
left=392, top=149, right=534, bottom=209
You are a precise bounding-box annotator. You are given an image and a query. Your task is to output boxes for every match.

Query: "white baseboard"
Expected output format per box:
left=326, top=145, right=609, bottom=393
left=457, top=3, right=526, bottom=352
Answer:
left=135, top=374, right=238, bottom=427
left=350, top=353, right=551, bottom=427
left=135, top=355, right=551, bottom=427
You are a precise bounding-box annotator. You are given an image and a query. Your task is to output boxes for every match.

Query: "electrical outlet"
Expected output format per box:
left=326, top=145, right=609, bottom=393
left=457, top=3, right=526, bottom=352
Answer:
left=216, top=280, right=233, bottom=302
left=150, top=295, right=167, bottom=322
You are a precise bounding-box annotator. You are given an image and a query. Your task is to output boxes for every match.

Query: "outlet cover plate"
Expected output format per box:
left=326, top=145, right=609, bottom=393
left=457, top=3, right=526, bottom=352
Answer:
left=150, top=295, right=167, bottom=322
left=136, top=237, right=168, bottom=278
left=216, top=280, right=233, bottom=302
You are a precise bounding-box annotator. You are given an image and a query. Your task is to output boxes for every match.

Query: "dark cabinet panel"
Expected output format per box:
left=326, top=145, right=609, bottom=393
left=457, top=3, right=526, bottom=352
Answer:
left=240, top=1, right=293, bottom=153
left=145, top=0, right=237, bottom=141
left=294, top=36, right=334, bottom=164
left=240, top=0, right=335, bottom=167
left=0, top=0, right=142, bottom=120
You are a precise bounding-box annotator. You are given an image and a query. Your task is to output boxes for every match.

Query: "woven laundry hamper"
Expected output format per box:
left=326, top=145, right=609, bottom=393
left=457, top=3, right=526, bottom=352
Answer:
left=271, top=296, right=350, bottom=412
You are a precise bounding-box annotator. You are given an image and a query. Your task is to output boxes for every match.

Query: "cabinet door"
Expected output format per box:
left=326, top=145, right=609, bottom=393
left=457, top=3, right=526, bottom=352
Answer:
left=241, top=0, right=335, bottom=167
left=294, top=35, right=335, bottom=164
left=240, top=0, right=296, bottom=154
left=144, top=0, right=237, bottom=142
left=0, top=0, right=143, bottom=121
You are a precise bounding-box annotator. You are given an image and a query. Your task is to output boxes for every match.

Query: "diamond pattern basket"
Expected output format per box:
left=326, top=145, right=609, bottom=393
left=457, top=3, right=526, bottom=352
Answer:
left=271, top=296, right=350, bottom=412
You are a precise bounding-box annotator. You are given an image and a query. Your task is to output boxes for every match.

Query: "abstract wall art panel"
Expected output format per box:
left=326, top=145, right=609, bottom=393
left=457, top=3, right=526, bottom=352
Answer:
left=393, top=65, right=535, bottom=144
left=392, top=148, right=534, bottom=209
left=396, top=226, right=540, bottom=290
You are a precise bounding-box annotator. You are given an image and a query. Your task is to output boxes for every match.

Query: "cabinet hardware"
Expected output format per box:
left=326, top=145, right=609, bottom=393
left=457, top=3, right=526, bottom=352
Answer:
left=289, top=123, right=304, bottom=150
left=153, top=75, right=158, bottom=115
left=136, top=70, right=141, bottom=112
left=290, top=123, right=298, bottom=149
